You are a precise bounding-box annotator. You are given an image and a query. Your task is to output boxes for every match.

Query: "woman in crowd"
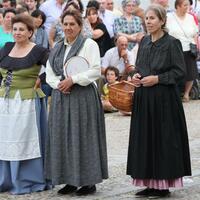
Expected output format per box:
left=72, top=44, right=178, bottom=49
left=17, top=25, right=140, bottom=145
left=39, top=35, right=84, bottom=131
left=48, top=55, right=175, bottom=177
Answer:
left=0, top=14, right=50, bottom=194
left=45, top=9, right=108, bottom=196
left=167, top=0, right=198, bottom=102
left=0, top=8, right=16, bottom=48
left=31, top=9, right=48, bottom=48
left=86, top=5, right=112, bottom=58
left=31, top=9, right=51, bottom=106
left=127, top=4, right=191, bottom=198
left=113, top=0, right=144, bottom=50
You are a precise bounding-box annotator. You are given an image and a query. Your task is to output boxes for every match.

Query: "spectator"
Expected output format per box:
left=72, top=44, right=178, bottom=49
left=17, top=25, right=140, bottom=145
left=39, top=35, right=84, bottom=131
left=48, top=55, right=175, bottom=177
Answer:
left=101, top=66, right=119, bottom=112
left=39, top=0, right=66, bottom=35
left=24, top=0, right=38, bottom=14
left=0, top=8, right=16, bottom=48
left=102, top=35, right=135, bottom=78
left=2, top=0, right=11, bottom=9
left=152, top=0, right=173, bottom=12
left=86, top=5, right=112, bottom=58
left=167, top=0, right=199, bottom=102
left=98, top=0, right=115, bottom=44
left=113, top=0, right=144, bottom=50
left=31, top=9, right=51, bottom=106
left=106, top=0, right=122, bottom=17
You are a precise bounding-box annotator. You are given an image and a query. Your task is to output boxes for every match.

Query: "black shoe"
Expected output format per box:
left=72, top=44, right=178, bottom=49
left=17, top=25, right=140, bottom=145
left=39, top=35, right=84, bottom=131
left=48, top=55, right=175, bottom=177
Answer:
left=135, top=188, right=155, bottom=198
left=148, top=189, right=170, bottom=199
left=76, top=185, right=96, bottom=196
left=57, top=184, right=77, bottom=194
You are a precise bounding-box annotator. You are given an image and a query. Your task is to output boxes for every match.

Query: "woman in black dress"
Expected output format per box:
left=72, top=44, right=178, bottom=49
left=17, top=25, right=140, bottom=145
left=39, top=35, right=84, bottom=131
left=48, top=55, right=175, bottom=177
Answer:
left=86, top=5, right=111, bottom=58
left=127, top=4, right=191, bottom=198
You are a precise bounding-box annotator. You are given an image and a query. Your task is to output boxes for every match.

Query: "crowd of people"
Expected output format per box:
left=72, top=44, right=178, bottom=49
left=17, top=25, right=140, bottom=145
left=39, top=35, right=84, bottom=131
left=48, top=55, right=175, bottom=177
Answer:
left=0, top=0, right=199, bottom=198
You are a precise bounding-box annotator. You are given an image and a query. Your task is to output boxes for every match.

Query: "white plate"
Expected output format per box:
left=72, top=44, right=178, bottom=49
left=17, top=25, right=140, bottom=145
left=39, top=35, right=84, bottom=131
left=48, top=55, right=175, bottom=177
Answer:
left=63, top=56, right=89, bottom=77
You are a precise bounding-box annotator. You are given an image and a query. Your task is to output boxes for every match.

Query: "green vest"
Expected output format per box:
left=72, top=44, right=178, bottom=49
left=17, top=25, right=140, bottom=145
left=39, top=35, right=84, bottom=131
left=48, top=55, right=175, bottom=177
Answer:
left=0, top=65, right=45, bottom=99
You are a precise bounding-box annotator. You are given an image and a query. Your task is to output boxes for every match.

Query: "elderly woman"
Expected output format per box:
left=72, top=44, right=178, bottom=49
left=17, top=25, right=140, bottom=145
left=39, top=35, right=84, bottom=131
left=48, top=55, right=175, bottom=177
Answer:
left=113, top=0, right=144, bottom=50
left=45, top=9, right=108, bottom=196
left=0, top=14, right=50, bottom=194
left=0, top=8, right=16, bottom=48
left=127, top=4, right=191, bottom=198
left=167, top=0, right=199, bottom=102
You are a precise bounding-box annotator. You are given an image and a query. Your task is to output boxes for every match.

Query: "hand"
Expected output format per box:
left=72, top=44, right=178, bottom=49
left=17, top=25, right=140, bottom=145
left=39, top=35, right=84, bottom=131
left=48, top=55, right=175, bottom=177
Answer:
left=58, top=77, right=73, bottom=94
left=34, top=77, right=41, bottom=90
left=120, top=49, right=128, bottom=60
left=131, top=73, right=142, bottom=87
left=140, top=75, right=158, bottom=87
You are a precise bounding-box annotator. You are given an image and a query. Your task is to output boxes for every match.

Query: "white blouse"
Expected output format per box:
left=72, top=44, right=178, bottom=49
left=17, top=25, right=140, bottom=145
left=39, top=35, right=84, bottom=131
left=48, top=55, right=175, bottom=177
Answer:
left=166, top=12, right=198, bottom=51
left=46, top=38, right=101, bottom=89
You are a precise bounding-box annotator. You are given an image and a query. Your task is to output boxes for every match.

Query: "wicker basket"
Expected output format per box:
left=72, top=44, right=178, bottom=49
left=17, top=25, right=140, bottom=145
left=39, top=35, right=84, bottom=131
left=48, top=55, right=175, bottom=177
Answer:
left=108, top=81, right=135, bottom=112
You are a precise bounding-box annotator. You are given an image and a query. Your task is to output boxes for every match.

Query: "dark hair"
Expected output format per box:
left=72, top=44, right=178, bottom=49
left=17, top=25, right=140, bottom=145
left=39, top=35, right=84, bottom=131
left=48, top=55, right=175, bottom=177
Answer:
left=105, top=66, right=120, bottom=80
left=17, top=2, right=29, bottom=11
left=61, top=9, right=83, bottom=27
left=66, top=0, right=84, bottom=13
left=12, top=14, right=34, bottom=38
left=86, top=7, right=102, bottom=28
left=10, top=0, right=16, bottom=7
left=3, top=8, right=16, bottom=17
left=175, top=0, right=186, bottom=9
left=16, top=7, right=29, bottom=14
left=86, top=0, right=100, bottom=10
left=31, top=9, right=46, bottom=27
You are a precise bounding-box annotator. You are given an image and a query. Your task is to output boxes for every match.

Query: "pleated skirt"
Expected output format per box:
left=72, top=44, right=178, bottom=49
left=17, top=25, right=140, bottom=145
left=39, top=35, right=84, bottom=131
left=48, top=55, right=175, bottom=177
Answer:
left=45, top=84, right=108, bottom=186
left=127, top=84, right=191, bottom=180
left=0, top=98, right=50, bottom=194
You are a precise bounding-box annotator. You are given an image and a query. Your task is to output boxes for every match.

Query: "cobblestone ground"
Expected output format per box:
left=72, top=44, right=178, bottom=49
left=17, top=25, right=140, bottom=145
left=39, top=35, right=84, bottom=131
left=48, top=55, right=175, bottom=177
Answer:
left=1, top=100, right=200, bottom=200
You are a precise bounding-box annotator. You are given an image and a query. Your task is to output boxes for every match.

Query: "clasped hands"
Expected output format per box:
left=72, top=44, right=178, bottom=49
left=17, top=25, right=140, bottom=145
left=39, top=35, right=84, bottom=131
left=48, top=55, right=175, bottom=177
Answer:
left=58, top=77, right=73, bottom=94
left=131, top=73, right=158, bottom=87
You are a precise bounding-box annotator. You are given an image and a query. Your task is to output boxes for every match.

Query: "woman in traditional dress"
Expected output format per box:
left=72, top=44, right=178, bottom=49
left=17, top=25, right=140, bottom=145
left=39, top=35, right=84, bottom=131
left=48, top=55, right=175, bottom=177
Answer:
left=45, top=9, right=108, bottom=196
left=0, top=14, right=50, bottom=194
left=127, top=4, right=191, bottom=198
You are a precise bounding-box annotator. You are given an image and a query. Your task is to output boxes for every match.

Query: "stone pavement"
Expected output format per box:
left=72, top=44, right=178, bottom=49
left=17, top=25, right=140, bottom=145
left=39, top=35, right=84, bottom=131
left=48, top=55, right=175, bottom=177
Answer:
left=1, top=100, right=200, bottom=200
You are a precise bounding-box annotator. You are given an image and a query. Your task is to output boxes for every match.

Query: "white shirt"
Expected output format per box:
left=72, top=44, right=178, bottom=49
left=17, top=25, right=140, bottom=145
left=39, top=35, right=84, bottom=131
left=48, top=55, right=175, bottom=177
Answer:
left=102, top=47, right=135, bottom=73
left=39, top=0, right=66, bottom=36
left=99, top=9, right=115, bottom=38
left=46, top=38, right=101, bottom=89
left=166, top=12, right=198, bottom=51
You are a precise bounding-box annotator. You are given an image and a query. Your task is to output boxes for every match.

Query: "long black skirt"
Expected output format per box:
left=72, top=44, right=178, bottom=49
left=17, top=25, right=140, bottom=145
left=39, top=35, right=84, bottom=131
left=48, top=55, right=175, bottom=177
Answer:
left=127, top=84, right=191, bottom=179
left=183, top=51, right=198, bottom=81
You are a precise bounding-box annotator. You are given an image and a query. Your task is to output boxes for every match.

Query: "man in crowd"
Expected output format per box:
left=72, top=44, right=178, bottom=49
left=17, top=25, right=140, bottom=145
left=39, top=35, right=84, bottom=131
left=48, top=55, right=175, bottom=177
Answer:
left=24, top=0, right=37, bottom=14
left=102, top=35, right=135, bottom=79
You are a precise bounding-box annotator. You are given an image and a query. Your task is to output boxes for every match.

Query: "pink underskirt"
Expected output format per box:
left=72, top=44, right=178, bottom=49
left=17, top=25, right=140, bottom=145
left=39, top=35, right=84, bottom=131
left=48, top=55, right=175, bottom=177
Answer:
left=133, top=178, right=183, bottom=189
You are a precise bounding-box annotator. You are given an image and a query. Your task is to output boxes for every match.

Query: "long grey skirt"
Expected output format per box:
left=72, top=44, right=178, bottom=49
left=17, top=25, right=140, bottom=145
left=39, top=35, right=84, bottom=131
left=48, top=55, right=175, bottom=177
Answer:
left=45, top=83, right=108, bottom=186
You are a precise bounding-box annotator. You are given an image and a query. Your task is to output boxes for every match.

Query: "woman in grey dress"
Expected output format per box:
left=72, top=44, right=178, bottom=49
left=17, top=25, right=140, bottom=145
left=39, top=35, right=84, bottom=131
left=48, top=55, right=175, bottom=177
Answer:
left=45, top=9, right=108, bottom=196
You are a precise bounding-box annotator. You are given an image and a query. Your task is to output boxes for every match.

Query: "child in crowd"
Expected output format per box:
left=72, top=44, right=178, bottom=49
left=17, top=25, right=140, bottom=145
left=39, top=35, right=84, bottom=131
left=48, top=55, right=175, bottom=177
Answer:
left=102, top=66, right=119, bottom=112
